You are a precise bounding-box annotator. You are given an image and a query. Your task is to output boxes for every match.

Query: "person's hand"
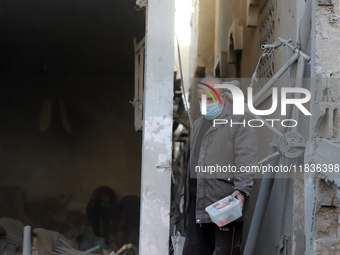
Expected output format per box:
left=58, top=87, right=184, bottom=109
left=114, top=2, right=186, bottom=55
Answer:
left=180, top=195, right=184, bottom=214
left=230, top=190, right=245, bottom=210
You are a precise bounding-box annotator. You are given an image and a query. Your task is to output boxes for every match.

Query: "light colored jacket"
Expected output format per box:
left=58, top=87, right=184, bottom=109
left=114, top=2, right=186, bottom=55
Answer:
left=185, top=101, right=258, bottom=224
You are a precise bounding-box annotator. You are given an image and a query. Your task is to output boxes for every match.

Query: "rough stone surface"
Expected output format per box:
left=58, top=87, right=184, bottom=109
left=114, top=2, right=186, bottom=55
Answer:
left=318, top=0, right=333, bottom=6
left=305, top=0, right=340, bottom=254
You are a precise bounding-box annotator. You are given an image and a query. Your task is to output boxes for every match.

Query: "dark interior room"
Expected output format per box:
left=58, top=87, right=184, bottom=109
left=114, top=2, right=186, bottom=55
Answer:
left=0, top=0, right=145, bottom=253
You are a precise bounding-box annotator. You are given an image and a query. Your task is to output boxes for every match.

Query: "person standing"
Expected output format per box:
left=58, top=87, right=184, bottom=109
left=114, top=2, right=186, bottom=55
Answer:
left=181, top=77, right=258, bottom=255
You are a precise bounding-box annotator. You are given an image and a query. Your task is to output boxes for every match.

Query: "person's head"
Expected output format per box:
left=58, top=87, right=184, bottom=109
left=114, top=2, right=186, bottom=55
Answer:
left=196, top=77, right=227, bottom=104
left=196, top=77, right=227, bottom=119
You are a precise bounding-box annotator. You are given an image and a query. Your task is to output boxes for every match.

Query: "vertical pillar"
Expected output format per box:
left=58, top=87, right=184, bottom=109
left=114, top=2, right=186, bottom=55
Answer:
left=139, top=0, right=174, bottom=254
left=23, top=226, right=31, bottom=255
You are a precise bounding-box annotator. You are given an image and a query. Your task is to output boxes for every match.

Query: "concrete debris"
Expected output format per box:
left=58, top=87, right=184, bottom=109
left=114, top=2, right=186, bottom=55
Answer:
left=33, top=228, right=78, bottom=255
left=0, top=218, right=24, bottom=255
left=114, top=244, right=137, bottom=255
left=136, top=0, right=147, bottom=8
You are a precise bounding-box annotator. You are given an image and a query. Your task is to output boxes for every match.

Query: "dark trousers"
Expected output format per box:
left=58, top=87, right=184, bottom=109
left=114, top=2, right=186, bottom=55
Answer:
left=182, top=197, right=243, bottom=255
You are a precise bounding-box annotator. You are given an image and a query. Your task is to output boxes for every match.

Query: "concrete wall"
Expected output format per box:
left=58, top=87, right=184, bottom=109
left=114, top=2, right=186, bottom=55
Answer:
left=196, top=0, right=216, bottom=77
left=0, top=73, right=142, bottom=213
left=189, top=0, right=216, bottom=122
left=138, top=0, right=174, bottom=253
left=304, top=0, right=340, bottom=254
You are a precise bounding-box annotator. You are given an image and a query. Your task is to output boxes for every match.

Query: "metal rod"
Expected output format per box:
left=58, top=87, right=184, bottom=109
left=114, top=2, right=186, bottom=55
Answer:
left=278, top=37, right=310, bottom=61
left=80, top=245, right=100, bottom=255
left=258, top=151, right=281, bottom=165
left=135, top=37, right=146, bottom=54
left=298, top=0, right=312, bottom=52
left=243, top=154, right=279, bottom=255
left=246, top=107, right=284, bottom=138
left=23, top=226, right=31, bottom=255
left=225, top=96, right=284, bottom=139
left=291, top=54, right=306, bottom=132
left=253, top=51, right=300, bottom=104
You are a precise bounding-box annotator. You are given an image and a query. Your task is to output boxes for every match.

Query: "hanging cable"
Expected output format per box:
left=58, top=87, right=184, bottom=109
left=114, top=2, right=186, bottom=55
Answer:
left=175, top=34, right=193, bottom=130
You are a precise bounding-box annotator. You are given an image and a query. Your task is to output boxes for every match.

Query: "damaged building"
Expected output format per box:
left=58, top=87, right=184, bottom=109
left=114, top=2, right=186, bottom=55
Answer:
left=0, top=0, right=144, bottom=254
left=183, top=0, right=340, bottom=254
